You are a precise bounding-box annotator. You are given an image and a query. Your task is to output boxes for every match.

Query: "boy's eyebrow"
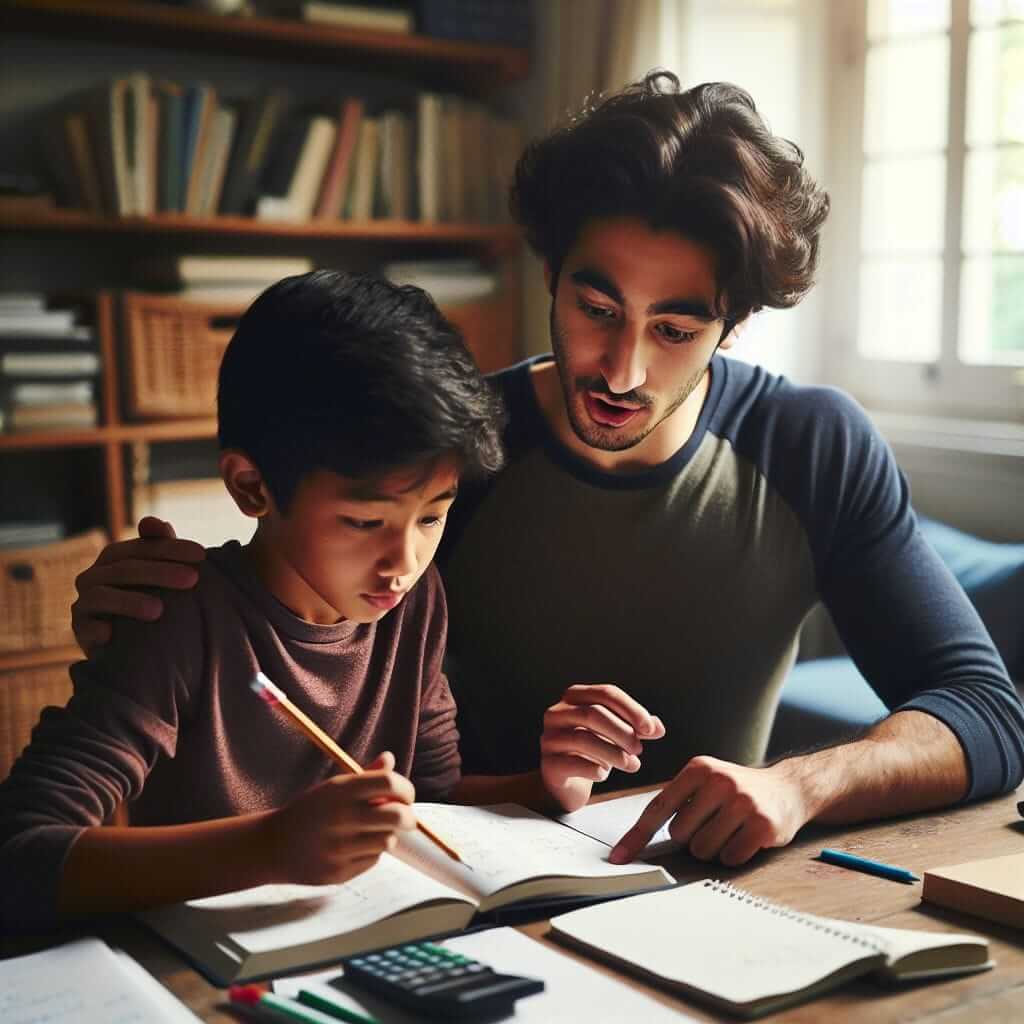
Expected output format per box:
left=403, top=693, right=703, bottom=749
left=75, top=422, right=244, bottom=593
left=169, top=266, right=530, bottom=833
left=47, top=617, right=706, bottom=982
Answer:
left=343, top=484, right=459, bottom=504
left=570, top=268, right=717, bottom=321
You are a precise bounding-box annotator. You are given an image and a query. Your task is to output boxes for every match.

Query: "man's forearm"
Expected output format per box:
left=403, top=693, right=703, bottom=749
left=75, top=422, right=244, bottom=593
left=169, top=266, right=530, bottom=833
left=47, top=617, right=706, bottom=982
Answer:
left=58, top=811, right=276, bottom=916
left=777, top=709, right=970, bottom=826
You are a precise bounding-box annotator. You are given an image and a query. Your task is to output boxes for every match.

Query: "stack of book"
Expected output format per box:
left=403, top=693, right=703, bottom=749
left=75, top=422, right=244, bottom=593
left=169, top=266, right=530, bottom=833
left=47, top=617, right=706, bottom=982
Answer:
left=0, top=295, right=100, bottom=434
left=143, top=255, right=315, bottom=305
left=382, top=259, right=497, bottom=305
left=299, top=1, right=414, bottom=33
left=39, top=76, right=522, bottom=225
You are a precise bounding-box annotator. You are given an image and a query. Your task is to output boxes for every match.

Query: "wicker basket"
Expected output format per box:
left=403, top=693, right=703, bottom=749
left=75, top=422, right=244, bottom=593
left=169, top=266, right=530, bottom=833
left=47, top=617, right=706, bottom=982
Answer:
left=0, top=661, right=74, bottom=779
left=0, top=529, right=108, bottom=652
left=121, top=292, right=244, bottom=419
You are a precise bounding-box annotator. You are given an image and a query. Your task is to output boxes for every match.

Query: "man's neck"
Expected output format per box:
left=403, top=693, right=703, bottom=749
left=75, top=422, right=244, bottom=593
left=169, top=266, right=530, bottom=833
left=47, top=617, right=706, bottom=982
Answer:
left=529, top=358, right=711, bottom=475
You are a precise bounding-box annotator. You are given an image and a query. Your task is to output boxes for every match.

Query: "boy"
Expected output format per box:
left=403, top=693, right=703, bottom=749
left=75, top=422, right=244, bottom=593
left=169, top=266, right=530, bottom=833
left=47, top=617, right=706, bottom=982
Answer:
left=0, top=270, right=644, bottom=931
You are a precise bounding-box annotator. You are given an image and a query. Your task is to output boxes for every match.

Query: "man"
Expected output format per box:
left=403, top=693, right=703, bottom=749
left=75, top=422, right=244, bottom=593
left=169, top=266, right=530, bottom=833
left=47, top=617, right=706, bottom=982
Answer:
left=71, top=74, right=1024, bottom=868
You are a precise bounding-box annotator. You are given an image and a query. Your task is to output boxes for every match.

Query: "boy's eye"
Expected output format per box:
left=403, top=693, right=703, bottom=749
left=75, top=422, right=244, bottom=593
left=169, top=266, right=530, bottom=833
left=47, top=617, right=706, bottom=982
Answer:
left=577, top=297, right=617, bottom=321
left=341, top=517, right=382, bottom=530
left=655, top=321, right=700, bottom=344
left=420, top=515, right=446, bottom=528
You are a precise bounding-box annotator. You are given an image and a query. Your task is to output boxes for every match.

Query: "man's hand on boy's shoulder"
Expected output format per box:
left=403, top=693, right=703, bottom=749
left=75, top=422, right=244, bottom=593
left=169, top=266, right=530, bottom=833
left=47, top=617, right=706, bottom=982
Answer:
left=72, top=517, right=205, bottom=656
left=540, top=683, right=665, bottom=813
left=260, top=752, right=417, bottom=886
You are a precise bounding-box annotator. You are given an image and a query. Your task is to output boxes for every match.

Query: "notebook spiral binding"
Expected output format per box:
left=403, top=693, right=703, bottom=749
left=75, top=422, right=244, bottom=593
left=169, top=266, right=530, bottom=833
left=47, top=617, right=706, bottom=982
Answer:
left=702, top=880, right=882, bottom=952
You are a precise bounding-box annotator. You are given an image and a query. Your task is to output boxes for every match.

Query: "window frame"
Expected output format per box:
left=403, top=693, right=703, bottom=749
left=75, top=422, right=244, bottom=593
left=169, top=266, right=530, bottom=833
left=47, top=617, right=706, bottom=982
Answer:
left=824, top=0, right=1024, bottom=422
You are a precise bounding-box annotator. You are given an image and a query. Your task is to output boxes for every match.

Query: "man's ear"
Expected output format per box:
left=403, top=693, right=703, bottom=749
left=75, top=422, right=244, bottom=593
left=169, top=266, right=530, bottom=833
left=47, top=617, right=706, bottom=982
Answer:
left=219, top=450, right=273, bottom=519
left=718, top=315, right=750, bottom=352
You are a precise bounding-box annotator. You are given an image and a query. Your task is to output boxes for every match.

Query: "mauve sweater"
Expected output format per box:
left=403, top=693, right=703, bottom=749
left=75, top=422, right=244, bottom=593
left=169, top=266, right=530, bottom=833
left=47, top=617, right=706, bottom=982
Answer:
left=0, top=541, right=460, bottom=931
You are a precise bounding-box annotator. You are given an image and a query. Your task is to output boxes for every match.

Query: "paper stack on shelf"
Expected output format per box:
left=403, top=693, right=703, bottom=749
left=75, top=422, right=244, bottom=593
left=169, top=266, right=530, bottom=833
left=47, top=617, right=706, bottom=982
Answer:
left=144, top=255, right=315, bottom=305
left=0, top=295, right=99, bottom=433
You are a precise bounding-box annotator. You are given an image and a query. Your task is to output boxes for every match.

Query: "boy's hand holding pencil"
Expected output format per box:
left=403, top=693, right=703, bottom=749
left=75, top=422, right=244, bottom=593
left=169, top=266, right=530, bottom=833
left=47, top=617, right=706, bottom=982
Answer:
left=261, top=749, right=417, bottom=886
left=251, top=672, right=470, bottom=880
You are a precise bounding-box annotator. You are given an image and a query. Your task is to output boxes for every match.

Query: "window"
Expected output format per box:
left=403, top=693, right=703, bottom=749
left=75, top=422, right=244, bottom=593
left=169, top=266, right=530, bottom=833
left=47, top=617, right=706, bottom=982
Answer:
left=830, top=0, right=1024, bottom=419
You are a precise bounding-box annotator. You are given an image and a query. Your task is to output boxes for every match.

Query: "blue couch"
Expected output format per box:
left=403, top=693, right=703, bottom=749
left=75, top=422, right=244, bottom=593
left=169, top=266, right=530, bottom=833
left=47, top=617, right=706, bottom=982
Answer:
left=768, top=518, right=1024, bottom=758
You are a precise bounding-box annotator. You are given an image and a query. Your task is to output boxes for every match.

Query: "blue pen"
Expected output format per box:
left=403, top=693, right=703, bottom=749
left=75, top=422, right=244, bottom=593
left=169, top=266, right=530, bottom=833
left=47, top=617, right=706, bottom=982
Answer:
left=819, top=848, right=919, bottom=883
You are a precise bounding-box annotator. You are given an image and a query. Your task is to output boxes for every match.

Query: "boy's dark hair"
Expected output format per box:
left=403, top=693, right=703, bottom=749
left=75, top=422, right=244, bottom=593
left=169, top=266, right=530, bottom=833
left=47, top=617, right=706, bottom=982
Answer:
left=510, top=72, right=830, bottom=321
left=218, top=269, right=504, bottom=512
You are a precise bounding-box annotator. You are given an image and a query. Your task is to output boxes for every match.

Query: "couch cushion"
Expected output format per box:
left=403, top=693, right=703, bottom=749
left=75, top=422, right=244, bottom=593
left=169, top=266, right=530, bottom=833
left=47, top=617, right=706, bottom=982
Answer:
left=768, top=658, right=888, bottom=758
left=919, top=518, right=1024, bottom=680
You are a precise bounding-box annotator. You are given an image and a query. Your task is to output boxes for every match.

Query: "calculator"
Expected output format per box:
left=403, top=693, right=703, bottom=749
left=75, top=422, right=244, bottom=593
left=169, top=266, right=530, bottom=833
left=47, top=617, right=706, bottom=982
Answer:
left=336, top=940, right=545, bottom=1020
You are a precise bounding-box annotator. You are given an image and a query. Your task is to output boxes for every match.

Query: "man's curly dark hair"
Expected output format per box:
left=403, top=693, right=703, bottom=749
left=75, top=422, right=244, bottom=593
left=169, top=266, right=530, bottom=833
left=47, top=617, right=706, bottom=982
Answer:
left=510, top=71, right=831, bottom=321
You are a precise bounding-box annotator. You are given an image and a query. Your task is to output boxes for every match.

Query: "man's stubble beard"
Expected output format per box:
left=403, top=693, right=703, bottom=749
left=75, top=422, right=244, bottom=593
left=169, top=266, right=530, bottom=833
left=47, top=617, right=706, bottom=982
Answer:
left=549, top=306, right=710, bottom=454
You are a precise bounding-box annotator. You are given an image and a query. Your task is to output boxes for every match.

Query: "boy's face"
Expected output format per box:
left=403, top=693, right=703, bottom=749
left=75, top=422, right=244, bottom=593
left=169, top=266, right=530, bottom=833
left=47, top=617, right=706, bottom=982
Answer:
left=253, top=456, right=460, bottom=626
left=547, top=216, right=734, bottom=456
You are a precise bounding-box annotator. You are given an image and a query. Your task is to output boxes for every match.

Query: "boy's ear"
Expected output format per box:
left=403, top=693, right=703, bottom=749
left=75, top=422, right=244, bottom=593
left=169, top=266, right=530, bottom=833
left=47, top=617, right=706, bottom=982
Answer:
left=219, top=450, right=273, bottom=519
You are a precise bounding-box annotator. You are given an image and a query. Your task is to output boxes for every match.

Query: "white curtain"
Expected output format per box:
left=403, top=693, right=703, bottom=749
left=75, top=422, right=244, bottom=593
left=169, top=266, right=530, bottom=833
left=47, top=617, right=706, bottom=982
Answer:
left=517, top=0, right=688, bottom=355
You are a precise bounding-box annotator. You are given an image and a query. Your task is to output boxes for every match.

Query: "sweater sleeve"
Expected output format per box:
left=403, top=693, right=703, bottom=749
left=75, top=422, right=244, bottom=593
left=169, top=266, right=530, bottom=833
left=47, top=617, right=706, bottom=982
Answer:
left=773, top=388, right=1024, bottom=799
left=409, top=567, right=461, bottom=800
left=0, top=590, right=201, bottom=931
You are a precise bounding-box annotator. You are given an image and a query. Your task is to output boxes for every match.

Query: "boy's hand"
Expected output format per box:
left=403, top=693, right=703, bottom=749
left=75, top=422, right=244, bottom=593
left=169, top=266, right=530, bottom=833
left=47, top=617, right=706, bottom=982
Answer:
left=72, top=517, right=205, bottom=655
left=263, top=752, right=417, bottom=886
left=540, top=684, right=665, bottom=813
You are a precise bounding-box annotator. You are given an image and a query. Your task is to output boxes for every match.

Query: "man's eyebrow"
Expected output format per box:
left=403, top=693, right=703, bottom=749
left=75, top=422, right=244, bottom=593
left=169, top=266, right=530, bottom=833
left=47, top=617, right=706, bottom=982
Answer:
left=570, top=268, right=623, bottom=305
left=571, top=268, right=716, bottom=321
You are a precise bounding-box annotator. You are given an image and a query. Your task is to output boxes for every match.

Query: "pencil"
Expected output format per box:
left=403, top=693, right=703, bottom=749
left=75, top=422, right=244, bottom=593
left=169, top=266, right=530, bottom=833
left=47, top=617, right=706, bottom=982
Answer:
left=250, top=672, right=469, bottom=869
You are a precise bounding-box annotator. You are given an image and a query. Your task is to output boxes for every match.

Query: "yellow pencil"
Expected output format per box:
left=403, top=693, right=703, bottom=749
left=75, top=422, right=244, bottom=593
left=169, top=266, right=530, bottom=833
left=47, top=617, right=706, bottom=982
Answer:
left=250, top=672, right=469, bottom=869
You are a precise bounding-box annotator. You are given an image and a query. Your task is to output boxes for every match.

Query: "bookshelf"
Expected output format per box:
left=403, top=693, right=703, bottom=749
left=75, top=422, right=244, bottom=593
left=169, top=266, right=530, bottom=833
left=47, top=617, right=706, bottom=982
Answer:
left=0, top=1, right=531, bottom=752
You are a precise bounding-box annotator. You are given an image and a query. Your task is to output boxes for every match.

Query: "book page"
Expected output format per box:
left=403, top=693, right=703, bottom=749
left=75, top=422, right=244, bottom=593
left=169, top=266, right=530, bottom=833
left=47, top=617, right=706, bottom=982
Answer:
left=558, top=790, right=679, bottom=856
left=0, top=938, right=201, bottom=1023
left=174, top=853, right=472, bottom=954
left=395, top=802, right=667, bottom=903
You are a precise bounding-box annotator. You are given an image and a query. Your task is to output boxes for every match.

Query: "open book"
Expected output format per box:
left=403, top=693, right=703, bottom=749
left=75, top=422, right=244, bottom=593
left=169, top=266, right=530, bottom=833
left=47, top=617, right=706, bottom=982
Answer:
left=550, top=880, right=993, bottom=1019
left=139, top=802, right=673, bottom=986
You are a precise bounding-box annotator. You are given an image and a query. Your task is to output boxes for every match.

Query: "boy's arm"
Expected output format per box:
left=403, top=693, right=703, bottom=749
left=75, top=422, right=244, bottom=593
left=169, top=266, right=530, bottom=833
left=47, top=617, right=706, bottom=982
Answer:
left=59, top=759, right=416, bottom=916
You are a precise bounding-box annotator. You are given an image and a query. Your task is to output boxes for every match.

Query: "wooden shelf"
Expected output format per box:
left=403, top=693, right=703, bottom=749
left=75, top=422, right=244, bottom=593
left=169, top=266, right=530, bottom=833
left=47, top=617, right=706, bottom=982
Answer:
left=4, top=0, right=529, bottom=90
left=0, top=646, right=81, bottom=673
left=0, top=420, right=219, bottom=452
left=1, top=207, right=523, bottom=254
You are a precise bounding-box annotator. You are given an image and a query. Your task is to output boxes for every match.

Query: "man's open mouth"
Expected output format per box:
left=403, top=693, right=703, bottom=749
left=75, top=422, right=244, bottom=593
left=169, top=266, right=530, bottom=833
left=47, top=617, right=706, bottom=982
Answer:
left=584, top=392, right=644, bottom=427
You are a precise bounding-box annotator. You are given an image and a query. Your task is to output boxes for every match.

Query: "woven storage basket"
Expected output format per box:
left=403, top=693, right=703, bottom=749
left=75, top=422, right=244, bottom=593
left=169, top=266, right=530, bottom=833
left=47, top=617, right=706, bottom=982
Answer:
left=0, top=529, right=108, bottom=652
left=122, top=292, right=244, bottom=419
left=0, top=661, right=74, bottom=779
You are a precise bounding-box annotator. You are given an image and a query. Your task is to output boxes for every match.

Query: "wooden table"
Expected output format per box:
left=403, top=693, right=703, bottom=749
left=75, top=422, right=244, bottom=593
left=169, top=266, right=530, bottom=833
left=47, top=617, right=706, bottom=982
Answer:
left=4, top=789, right=1023, bottom=1022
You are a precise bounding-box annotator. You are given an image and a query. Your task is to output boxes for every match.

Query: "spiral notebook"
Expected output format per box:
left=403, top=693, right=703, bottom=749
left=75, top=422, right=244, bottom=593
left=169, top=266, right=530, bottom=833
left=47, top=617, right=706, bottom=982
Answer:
left=550, top=880, right=992, bottom=1019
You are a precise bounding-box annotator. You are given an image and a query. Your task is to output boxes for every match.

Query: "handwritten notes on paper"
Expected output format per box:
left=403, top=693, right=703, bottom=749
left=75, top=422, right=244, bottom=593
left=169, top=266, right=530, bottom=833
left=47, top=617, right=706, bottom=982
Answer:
left=0, top=937, right=201, bottom=1023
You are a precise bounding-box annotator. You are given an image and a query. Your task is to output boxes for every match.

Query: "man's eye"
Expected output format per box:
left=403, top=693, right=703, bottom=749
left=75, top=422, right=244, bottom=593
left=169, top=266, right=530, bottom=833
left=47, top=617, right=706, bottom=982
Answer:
left=420, top=515, right=445, bottom=528
left=656, top=322, right=699, bottom=344
left=578, top=298, right=616, bottom=320
left=342, top=517, right=381, bottom=530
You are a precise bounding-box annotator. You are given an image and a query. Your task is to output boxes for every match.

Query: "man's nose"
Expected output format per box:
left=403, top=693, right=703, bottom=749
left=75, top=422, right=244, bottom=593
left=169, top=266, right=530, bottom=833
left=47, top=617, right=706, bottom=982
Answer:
left=600, top=324, right=647, bottom=395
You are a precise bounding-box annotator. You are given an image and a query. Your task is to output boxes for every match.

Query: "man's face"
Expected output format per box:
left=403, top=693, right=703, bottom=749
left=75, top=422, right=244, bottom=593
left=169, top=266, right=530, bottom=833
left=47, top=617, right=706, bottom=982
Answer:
left=259, top=457, right=460, bottom=625
left=549, top=217, right=732, bottom=454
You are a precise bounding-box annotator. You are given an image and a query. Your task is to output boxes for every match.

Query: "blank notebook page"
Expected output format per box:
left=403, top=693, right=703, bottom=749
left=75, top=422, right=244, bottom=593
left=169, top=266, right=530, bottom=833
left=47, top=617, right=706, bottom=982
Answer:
left=550, top=880, right=883, bottom=1005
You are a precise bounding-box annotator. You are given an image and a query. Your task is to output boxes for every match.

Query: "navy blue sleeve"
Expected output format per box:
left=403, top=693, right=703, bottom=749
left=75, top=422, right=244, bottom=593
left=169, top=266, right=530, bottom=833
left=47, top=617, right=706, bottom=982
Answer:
left=732, top=372, right=1024, bottom=799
